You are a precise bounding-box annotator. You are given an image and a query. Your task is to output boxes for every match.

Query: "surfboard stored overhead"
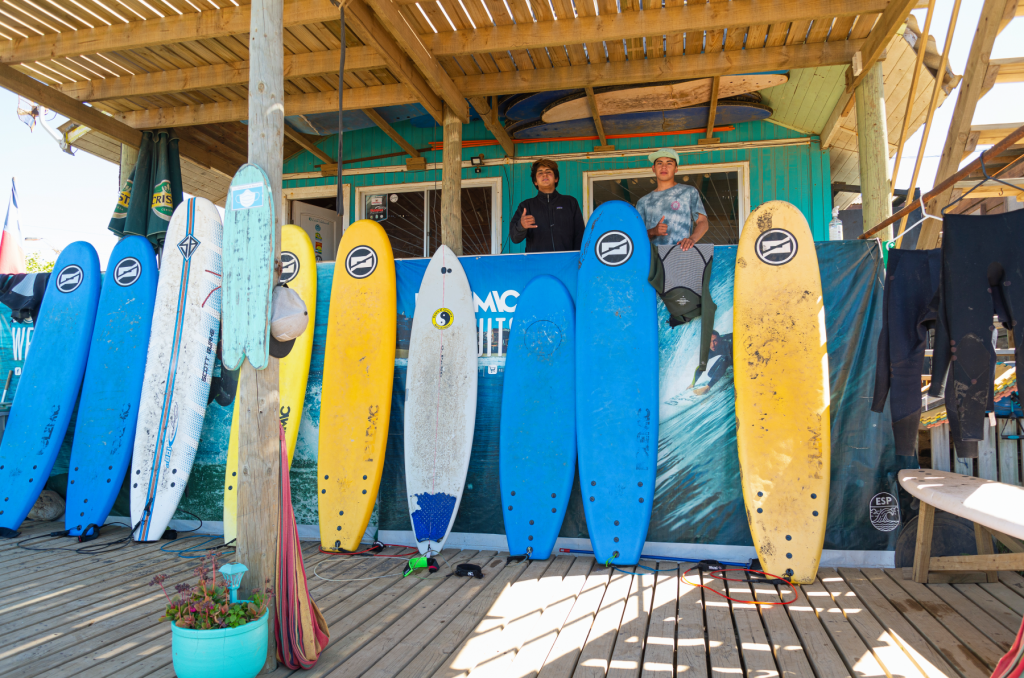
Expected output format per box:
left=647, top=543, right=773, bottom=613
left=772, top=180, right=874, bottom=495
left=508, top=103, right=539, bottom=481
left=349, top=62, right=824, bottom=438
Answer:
left=576, top=201, right=659, bottom=566
left=131, top=197, right=223, bottom=543
left=733, top=200, right=830, bottom=584
left=318, top=219, right=397, bottom=552
left=500, top=275, right=576, bottom=560
left=404, top=245, right=478, bottom=555
left=65, top=236, right=158, bottom=537
left=0, top=242, right=101, bottom=537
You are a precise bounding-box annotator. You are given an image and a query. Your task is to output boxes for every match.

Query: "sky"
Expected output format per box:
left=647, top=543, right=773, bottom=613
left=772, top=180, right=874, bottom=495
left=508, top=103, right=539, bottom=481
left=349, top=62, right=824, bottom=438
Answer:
left=0, top=4, right=1022, bottom=266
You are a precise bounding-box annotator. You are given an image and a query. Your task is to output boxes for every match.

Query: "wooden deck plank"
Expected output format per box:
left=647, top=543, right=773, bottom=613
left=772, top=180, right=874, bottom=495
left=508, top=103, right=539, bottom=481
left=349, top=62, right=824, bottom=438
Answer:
left=956, top=584, right=1024, bottom=630
left=675, top=566, right=708, bottom=678
left=573, top=565, right=635, bottom=678
left=469, top=556, right=576, bottom=678
left=508, top=557, right=595, bottom=678
left=923, top=582, right=1018, bottom=651
left=392, top=558, right=533, bottom=678
left=0, top=529, right=153, bottom=591
left=607, top=560, right=658, bottom=678
left=640, top=563, right=679, bottom=678
left=702, top=569, right=744, bottom=678
left=818, top=569, right=930, bottom=678
left=40, top=617, right=171, bottom=678
left=831, top=569, right=963, bottom=678
left=859, top=568, right=992, bottom=677
left=724, top=572, right=781, bottom=678
left=749, top=579, right=816, bottom=678
left=536, top=562, right=613, bottom=678
left=433, top=558, right=555, bottom=678
left=997, top=571, right=1024, bottom=600
left=796, top=577, right=873, bottom=678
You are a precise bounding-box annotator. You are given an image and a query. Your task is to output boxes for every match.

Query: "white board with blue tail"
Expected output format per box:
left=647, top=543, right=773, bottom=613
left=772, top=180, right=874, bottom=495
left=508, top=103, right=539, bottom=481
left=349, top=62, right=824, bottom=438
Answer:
left=131, top=198, right=223, bottom=542
left=65, top=236, right=158, bottom=537
left=576, top=200, right=659, bottom=565
left=0, top=242, right=100, bottom=537
left=500, top=274, right=575, bottom=560
left=404, top=245, right=478, bottom=555
left=221, top=164, right=274, bottom=371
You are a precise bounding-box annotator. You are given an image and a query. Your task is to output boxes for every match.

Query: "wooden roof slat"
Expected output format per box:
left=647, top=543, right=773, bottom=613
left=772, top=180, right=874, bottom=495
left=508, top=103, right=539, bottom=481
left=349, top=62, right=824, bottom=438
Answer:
left=704, top=0, right=727, bottom=53
left=850, top=12, right=878, bottom=39
left=765, top=22, right=789, bottom=48
left=806, top=16, right=835, bottom=43
left=304, top=21, right=341, bottom=50
left=505, top=0, right=552, bottom=68
left=435, top=0, right=492, bottom=77
left=745, top=24, right=769, bottom=50
left=528, top=0, right=570, bottom=67
left=480, top=0, right=533, bottom=70
left=786, top=19, right=811, bottom=45
left=827, top=15, right=855, bottom=42
left=571, top=0, right=603, bottom=65
left=458, top=0, right=516, bottom=72
left=599, top=0, right=625, bottom=62
left=286, top=23, right=332, bottom=54
left=8, top=0, right=80, bottom=33
left=546, top=0, right=586, bottom=64
left=675, top=0, right=696, bottom=57
left=643, top=0, right=663, bottom=59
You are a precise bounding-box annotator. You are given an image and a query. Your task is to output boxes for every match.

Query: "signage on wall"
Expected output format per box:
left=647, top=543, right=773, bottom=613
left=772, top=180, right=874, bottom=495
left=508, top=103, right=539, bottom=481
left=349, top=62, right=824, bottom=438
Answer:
left=368, top=194, right=388, bottom=222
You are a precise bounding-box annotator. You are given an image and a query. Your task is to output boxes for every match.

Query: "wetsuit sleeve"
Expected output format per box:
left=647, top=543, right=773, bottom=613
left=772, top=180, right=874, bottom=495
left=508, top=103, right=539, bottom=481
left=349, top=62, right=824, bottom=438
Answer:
left=697, top=258, right=717, bottom=373
left=573, top=199, right=586, bottom=250
left=510, top=200, right=528, bottom=244
left=871, top=262, right=893, bottom=413
left=927, top=283, right=949, bottom=398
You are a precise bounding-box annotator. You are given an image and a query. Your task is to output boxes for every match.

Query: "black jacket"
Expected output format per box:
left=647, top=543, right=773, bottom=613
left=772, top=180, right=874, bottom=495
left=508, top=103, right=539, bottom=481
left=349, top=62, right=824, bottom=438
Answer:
left=509, top=190, right=585, bottom=252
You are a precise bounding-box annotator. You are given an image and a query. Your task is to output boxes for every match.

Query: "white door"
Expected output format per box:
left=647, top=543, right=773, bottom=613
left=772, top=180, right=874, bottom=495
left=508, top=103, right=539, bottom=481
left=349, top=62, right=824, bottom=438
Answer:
left=292, top=201, right=343, bottom=262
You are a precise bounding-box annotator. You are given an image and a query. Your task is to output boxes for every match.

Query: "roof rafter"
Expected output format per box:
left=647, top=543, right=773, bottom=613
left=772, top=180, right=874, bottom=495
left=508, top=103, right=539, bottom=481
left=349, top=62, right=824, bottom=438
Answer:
left=845, top=0, right=917, bottom=92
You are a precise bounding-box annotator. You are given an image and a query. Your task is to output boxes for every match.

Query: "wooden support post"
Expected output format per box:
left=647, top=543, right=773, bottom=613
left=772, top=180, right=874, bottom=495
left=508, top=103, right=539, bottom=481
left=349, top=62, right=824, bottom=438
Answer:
left=441, top=104, right=463, bottom=254
left=912, top=502, right=935, bottom=583
left=975, top=523, right=1000, bottom=583
left=698, top=76, right=722, bottom=145
left=585, top=87, right=614, bottom=152
left=119, top=144, right=139, bottom=188
left=889, top=0, right=935, bottom=203
left=238, top=0, right=283, bottom=670
left=854, top=61, right=892, bottom=239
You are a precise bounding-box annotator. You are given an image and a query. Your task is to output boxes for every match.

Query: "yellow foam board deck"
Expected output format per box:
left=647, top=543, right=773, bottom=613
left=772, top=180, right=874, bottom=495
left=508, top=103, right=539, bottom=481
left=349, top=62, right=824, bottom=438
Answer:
left=318, top=219, right=397, bottom=552
left=733, top=201, right=830, bottom=584
left=223, top=224, right=317, bottom=544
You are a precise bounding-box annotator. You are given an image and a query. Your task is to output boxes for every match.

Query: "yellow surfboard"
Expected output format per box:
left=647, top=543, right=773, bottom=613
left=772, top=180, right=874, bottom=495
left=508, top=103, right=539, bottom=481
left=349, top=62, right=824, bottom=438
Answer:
left=733, top=201, right=830, bottom=584
left=223, top=224, right=317, bottom=544
left=318, top=219, right=397, bottom=552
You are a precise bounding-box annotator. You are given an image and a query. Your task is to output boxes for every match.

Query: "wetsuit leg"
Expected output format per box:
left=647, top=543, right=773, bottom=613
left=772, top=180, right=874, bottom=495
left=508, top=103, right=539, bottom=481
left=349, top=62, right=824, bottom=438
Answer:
left=871, top=249, right=941, bottom=457
left=928, top=211, right=1024, bottom=457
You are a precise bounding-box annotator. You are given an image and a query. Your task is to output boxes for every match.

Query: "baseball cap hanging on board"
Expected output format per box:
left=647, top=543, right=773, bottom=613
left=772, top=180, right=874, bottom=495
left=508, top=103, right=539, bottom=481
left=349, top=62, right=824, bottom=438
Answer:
left=269, top=283, right=308, bottom=358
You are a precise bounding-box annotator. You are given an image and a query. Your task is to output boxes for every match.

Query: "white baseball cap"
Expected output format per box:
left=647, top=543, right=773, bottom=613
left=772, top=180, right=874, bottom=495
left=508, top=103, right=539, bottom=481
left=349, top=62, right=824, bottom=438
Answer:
left=648, top=148, right=680, bottom=164
left=269, top=284, right=308, bottom=358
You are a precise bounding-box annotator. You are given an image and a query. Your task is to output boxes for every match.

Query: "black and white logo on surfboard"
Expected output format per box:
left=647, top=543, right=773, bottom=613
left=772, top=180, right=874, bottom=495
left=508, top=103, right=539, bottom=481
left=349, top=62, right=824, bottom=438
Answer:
left=114, top=257, right=142, bottom=287
left=346, top=246, right=377, bottom=279
left=56, top=264, right=83, bottom=293
left=280, top=252, right=299, bottom=283
left=177, top=234, right=201, bottom=261
left=595, top=230, right=633, bottom=267
left=754, top=229, right=798, bottom=266
left=869, top=492, right=900, bottom=532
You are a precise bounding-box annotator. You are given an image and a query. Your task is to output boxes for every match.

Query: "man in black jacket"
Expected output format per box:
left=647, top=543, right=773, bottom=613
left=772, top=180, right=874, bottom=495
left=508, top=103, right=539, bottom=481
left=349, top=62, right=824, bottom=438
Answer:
left=509, top=159, right=586, bottom=252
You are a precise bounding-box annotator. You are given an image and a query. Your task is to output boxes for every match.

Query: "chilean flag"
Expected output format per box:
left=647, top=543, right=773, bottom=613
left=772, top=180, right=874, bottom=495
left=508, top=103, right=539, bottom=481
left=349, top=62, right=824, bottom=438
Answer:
left=0, top=179, right=26, bottom=274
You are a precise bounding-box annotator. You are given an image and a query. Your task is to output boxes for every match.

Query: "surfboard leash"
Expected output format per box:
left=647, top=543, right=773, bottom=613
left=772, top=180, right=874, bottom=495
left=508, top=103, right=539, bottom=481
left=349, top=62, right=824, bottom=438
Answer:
left=681, top=564, right=798, bottom=606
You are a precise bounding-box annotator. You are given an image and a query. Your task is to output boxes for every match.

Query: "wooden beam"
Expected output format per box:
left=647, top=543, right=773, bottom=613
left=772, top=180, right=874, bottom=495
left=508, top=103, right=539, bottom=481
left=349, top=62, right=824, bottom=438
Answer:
left=0, top=0, right=336, bottom=65
left=441, top=103, right=462, bottom=254
left=56, top=48, right=384, bottom=103
left=584, top=86, right=613, bottom=151
left=855, top=62, right=892, bottom=238
left=468, top=97, right=515, bottom=157
left=344, top=0, right=444, bottom=124
left=820, top=89, right=854, bottom=149
left=698, top=76, right=722, bottom=145
left=920, top=0, right=1016, bottom=248
left=0, top=63, right=237, bottom=176
left=361, top=107, right=420, bottom=158
left=236, top=0, right=283, bottom=669
left=846, top=0, right=917, bottom=92
left=424, top=0, right=886, bottom=58
left=993, top=56, right=1024, bottom=83
left=114, top=85, right=415, bottom=128
left=972, top=123, right=1024, bottom=145
left=282, top=125, right=333, bottom=165
left=890, top=0, right=935, bottom=201
left=363, top=0, right=469, bottom=124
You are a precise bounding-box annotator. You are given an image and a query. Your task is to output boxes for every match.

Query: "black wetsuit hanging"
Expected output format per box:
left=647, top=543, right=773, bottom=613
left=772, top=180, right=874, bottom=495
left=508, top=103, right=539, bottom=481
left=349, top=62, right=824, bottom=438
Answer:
left=871, top=248, right=941, bottom=458
left=928, top=211, right=1024, bottom=458
left=648, top=243, right=716, bottom=375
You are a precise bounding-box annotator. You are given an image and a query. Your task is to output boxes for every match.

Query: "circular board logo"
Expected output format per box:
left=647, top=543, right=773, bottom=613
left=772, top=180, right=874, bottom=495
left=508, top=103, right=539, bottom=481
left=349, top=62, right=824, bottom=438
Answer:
left=869, top=492, right=901, bottom=532
left=432, top=307, right=454, bottom=330
left=114, top=257, right=141, bottom=287
left=754, top=229, right=798, bottom=266
left=56, top=264, right=84, bottom=293
left=595, top=230, right=633, bottom=267
left=280, top=251, right=299, bottom=283
left=346, top=246, right=378, bottom=279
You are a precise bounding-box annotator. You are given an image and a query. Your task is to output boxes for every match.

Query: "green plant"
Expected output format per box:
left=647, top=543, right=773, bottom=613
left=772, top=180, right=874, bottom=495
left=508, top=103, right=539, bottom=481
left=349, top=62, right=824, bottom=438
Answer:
left=150, top=551, right=273, bottom=630
left=24, top=252, right=54, bottom=272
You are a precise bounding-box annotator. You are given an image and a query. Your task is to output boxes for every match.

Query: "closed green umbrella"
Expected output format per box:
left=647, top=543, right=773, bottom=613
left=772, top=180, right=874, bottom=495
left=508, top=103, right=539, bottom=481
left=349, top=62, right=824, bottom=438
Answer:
left=108, top=130, right=184, bottom=248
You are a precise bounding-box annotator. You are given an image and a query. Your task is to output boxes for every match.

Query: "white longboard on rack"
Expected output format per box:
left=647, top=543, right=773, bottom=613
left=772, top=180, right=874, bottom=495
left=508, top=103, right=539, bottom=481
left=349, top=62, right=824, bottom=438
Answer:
left=404, top=245, right=478, bottom=555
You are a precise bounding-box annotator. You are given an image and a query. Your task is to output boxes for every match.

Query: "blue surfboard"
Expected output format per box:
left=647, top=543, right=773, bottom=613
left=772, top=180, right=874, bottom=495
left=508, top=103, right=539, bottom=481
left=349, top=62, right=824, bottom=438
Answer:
left=499, top=275, right=576, bottom=560
left=64, top=236, right=158, bottom=537
left=0, top=242, right=101, bottom=537
left=576, top=201, right=659, bottom=565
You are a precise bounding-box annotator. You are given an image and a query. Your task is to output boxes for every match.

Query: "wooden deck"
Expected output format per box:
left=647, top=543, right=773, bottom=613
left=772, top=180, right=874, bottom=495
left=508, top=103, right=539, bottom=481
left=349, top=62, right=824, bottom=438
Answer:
left=2, top=520, right=1022, bottom=678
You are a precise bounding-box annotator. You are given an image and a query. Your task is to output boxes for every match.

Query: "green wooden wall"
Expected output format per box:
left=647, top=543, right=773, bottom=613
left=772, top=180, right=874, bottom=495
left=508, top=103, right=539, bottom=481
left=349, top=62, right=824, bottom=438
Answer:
left=283, top=118, right=833, bottom=247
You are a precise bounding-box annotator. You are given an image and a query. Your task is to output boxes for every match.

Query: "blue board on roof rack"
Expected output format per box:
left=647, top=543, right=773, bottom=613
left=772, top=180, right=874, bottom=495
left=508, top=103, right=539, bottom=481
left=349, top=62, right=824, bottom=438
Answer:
left=510, top=103, right=772, bottom=139
left=65, top=236, right=158, bottom=537
left=499, top=274, right=576, bottom=560
left=0, top=241, right=101, bottom=537
left=575, top=201, right=658, bottom=565
left=503, top=89, right=578, bottom=122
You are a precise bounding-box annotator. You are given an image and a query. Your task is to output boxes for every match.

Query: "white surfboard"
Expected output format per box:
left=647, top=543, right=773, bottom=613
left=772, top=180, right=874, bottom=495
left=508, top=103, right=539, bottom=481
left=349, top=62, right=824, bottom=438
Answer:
left=130, top=198, right=223, bottom=542
left=404, top=245, right=478, bottom=555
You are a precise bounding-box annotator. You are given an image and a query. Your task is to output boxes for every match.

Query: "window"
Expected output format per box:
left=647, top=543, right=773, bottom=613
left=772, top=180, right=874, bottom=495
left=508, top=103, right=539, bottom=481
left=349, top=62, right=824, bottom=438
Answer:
left=585, top=163, right=749, bottom=245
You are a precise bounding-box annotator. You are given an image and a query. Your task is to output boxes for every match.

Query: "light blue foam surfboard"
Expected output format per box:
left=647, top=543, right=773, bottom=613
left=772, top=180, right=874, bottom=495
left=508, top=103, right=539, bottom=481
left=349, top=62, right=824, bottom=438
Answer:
left=222, top=164, right=274, bottom=371
left=499, top=274, right=576, bottom=560
left=0, top=242, right=101, bottom=537
left=64, top=236, right=158, bottom=537
left=576, top=200, right=659, bottom=565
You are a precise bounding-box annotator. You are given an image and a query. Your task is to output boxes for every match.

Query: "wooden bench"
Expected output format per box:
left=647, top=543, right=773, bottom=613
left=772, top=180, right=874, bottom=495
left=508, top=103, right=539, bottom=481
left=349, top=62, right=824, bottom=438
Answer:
left=898, top=468, right=1024, bottom=583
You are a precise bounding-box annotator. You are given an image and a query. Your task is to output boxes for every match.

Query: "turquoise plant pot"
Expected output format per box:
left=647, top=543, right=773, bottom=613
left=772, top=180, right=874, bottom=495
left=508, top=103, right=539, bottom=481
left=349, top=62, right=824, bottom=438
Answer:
left=170, top=607, right=269, bottom=678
